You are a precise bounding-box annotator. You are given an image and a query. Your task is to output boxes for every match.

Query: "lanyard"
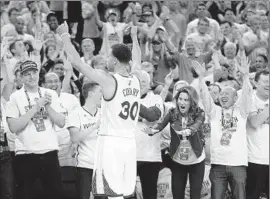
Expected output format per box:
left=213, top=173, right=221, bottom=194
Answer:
left=221, top=106, right=235, bottom=128
left=24, top=87, right=42, bottom=109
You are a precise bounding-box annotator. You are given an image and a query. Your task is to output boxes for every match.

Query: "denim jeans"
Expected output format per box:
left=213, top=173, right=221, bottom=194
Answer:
left=209, top=165, right=246, bottom=199
left=0, top=151, right=15, bottom=199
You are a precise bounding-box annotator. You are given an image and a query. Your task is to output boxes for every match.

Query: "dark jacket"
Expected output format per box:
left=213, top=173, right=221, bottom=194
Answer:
left=156, top=107, right=205, bottom=158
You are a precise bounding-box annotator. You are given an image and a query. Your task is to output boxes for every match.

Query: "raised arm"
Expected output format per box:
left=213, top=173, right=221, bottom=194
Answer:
left=237, top=56, right=253, bottom=117
left=130, top=25, right=141, bottom=72
left=57, top=22, right=116, bottom=100
left=193, top=61, right=216, bottom=118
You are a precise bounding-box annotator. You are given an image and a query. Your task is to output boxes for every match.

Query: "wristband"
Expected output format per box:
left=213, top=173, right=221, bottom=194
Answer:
left=60, top=33, right=70, bottom=38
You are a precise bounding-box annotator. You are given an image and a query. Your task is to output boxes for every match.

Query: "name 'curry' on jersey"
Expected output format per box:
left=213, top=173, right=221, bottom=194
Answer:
left=99, top=74, right=141, bottom=138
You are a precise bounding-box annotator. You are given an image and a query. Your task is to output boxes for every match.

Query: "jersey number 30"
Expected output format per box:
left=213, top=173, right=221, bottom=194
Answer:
left=119, top=101, right=139, bottom=121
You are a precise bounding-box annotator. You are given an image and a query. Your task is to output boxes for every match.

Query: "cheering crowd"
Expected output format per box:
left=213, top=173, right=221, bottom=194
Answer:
left=0, top=1, right=269, bottom=199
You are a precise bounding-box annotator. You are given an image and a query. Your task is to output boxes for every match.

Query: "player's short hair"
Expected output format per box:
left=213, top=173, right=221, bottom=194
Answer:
left=111, top=43, right=132, bottom=64
left=82, top=82, right=99, bottom=99
left=254, top=69, right=269, bottom=82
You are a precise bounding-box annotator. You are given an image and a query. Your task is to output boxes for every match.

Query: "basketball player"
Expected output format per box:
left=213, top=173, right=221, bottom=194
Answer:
left=57, top=22, right=141, bottom=199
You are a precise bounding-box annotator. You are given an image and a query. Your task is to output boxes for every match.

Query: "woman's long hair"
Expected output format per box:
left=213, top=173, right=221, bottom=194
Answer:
left=172, top=86, right=200, bottom=123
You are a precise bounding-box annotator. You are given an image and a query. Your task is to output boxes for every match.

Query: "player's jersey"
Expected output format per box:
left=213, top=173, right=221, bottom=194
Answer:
left=99, top=73, right=141, bottom=138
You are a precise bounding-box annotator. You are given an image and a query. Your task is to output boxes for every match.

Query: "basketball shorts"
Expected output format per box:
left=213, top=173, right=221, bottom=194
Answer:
left=92, top=135, right=136, bottom=197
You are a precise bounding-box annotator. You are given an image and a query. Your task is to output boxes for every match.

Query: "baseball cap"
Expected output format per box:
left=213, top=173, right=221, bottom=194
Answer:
left=106, top=9, right=118, bottom=19
left=156, top=26, right=166, bottom=32
left=20, top=60, right=38, bottom=74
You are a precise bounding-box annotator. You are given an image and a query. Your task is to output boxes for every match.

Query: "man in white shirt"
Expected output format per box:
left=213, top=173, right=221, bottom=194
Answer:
left=195, top=58, right=253, bottom=199
left=67, top=82, right=102, bottom=199
left=6, top=60, right=66, bottom=199
left=135, top=71, right=163, bottom=199
left=183, top=18, right=212, bottom=57
left=186, top=3, right=220, bottom=42
left=246, top=70, right=269, bottom=199
left=242, top=15, right=268, bottom=64
left=0, top=77, right=15, bottom=199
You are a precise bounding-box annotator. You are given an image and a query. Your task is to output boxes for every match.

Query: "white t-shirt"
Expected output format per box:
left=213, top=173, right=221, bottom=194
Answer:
left=247, top=92, right=269, bottom=165
left=136, top=91, right=164, bottom=162
left=186, top=17, right=220, bottom=41
left=242, top=30, right=268, bottom=63
left=210, top=104, right=248, bottom=166
left=182, top=32, right=212, bottom=57
left=100, top=22, right=126, bottom=55
left=5, top=87, right=65, bottom=154
left=56, top=92, right=80, bottom=167
left=69, top=107, right=101, bottom=169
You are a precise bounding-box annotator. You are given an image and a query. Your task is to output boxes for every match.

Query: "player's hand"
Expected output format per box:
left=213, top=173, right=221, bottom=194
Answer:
left=142, top=127, right=159, bottom=136
left=57, top=21, right=69, bottom=36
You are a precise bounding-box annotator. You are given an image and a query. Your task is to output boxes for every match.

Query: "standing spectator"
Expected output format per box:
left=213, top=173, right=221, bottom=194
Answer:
left=1, top=7, right=20, bottom=40
left=186, top=3, right=220, bottom=42
left=183, top=18, right=212, bottom=57
left=246, top=70, right=269, bottom=199
left=197, top=56, right=252, bottom=199
left=145, top=85, right=206, bottom=199
left=42, top=72, right=80, bottom=199
left=80, top=38, right=95, bottom=66
left=6, top=60, right=66, bottom=199
left=0, top=77, right=15, bottom=199
left=135, top=71, right=163, bottom=199
left=15, top=17, right=35, bottom=42
left=164, top=1, right=187, bottom=50
left=242, top=15, right=268, bottom=64
left=67, top=82, right=102, bottom=199
left=76, top=2, right=101, bottom=55
left=49, top=1, right=63, bottom=24
left=47, top=12, right=60, bottom=34
left=96, top=6, right=129, bottom=56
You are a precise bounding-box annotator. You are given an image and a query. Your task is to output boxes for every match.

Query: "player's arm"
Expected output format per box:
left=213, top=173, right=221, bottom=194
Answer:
left=58, top=22, right=116, bottom=100
left=139, top=104, right=162, bottom=122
